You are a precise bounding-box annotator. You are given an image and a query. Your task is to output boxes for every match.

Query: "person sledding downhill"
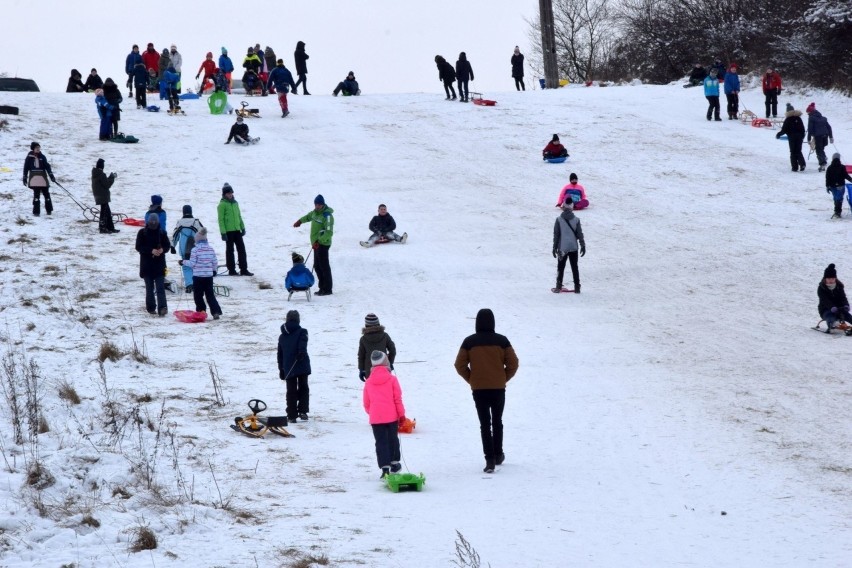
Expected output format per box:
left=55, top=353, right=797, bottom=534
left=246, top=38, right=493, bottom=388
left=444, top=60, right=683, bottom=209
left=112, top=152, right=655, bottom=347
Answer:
left=552, top=199, right=586, bottom=293
left=825, top=153, right=852, bottom=219
left=556, top=173, right=589, bottom=209
left=285, top=252, right=315, bottom=299
left=542, top=134, right=569, bottom=160
left=266, top=59, right=297, bottom=117
left=817, top=264, right=852, bottom=334
left=225, top=116, right=257, bottom=144
left=360, top=204, right=407, bottom=247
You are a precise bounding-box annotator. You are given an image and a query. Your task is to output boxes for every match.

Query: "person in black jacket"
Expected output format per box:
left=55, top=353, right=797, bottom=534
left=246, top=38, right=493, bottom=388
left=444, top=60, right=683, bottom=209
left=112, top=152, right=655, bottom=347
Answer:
left=91, top=158, right=118, bottom=233
left=455, top=52, right=474, bottom=103
left=135, top=213, right=172, bottom=315
left=435, top=55, right=457, bottom=100
left=775, top=103, right=806, bottom=172
left=102, top=77, right=123, bottom=137
left=511, top=46, right=525, bottom=91
left=825, top=153, right=852, bottom=218
left=225, top=116, right=255, bottom=144
left=687, top=63, right=707, bottom=87
left=83, top=68, right=103, bottom=92
left=360, top=204, right=407, bottom=247
left=293, top=41, right=310, bottom=95
left=278, top=310, right=312, bottom=421
left=817, top=264, right=852, bottom=333
left=22, top=142, right=56, bottom=216
left=66, top=69, right=85, bottom=93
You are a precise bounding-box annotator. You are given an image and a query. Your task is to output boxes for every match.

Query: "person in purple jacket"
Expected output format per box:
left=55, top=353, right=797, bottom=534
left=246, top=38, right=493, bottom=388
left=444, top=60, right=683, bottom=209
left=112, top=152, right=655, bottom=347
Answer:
left=179, top=227, right=222, bottom=319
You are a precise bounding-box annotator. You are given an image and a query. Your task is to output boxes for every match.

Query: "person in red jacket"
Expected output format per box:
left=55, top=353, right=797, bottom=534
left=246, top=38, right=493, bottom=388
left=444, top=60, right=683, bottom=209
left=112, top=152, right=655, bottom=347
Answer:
left=196, top=52, right=216, bottom=92
left=762, top=67, right=782, bottom=118
left=141, top=43, right=160, bottom=74
left=542, top=134, right=569, bottom=160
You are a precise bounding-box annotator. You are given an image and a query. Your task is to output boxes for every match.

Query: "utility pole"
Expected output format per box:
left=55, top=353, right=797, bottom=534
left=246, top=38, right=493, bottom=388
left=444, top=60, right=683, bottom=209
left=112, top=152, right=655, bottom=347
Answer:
left=539, top=0, right=559, bottom=88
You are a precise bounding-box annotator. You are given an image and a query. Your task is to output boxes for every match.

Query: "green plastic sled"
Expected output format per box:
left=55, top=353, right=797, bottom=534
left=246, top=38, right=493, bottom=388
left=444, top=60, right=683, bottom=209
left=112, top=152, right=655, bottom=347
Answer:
left=208, top=91, right=228, bottom=115
left=385, top=472, right=425, bottom=493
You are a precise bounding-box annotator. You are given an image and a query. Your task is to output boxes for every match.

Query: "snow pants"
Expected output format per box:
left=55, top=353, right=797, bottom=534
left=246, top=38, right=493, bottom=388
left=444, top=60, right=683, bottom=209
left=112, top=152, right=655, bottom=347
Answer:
left=830, top=187, right=846, bottom=216
left=314, top=244, right=332, bottom=294
left=556, top=250, right=580, bottom=290
left=224, top=231, right=248, bottom=273
left=822, top=308, right=852, bottom=329
left=787, top=136, right=805, bottom=171
left=31, top=188, right=53, bottom=215
left=472, top=389, right=505, bottom=461
left=765, top=91, right=778, bottom=117
left=368, top=231, right=401, bottom=245
left=705, top=96, right=720, bottom=120
left=192, top=276, right=221, bottom=315
left=725, top=93, right=739, bottom=118
left=813, top=135, right=829, bottom=167
left=286, top=374, right=310, bottom=418
left=371, top=422, right=401, bottom=469
left=99, top=112, right=112, bottom=140
left=277, top=92, right=289, bottom=114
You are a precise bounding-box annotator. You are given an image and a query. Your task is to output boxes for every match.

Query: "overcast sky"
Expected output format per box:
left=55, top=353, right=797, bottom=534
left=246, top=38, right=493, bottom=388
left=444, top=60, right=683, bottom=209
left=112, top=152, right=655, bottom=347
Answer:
left=2, top=0, right=540, bottom=95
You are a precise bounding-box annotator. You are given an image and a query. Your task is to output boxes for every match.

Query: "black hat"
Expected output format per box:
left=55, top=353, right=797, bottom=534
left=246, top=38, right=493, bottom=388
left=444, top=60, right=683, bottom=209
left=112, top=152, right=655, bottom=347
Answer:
left=365, top=313, right=380, bottom=327
left=785, top=103, right=794, bottom=112
left=182, top=204, right=193, bottom=216
left=551, top=134, right=559, bottom=142
left=222, top=183, right=233, bottom=195
left=286, top=310, right=300, bottom=323
left=96, top=158, right=105, bottom=169
left=824, top=264, right=837, bottom=279
left=292, top=252, right=304, bottom=263
left=569, top=172, right=578, bottom=181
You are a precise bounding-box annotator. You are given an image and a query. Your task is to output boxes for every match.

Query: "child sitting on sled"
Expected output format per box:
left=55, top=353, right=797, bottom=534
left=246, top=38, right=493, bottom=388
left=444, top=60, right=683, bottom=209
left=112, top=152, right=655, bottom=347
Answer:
left=285, top=252, right=315, bottom=292
left=556, top=173, right=589, bottom=210
left=542, top=134, right=569, bottom=160
left=363, top=350, right=407, bottom=479
left=818, top=263, right=852, bottom=334
left=225, top=116, right=256, bottom=144
left=361, top=204, right=407, bottom=247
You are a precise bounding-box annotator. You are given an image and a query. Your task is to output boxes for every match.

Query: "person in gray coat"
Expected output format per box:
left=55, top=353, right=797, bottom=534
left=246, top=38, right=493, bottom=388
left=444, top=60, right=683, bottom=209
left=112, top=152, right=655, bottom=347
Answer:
left=91, top=158, right=118, bottom=233
left=552, top=199, right=585, bottom=293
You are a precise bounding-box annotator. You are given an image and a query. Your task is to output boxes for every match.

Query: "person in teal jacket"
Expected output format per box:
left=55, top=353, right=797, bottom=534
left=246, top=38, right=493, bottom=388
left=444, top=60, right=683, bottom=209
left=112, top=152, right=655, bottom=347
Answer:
left=293, top=194, right=334, bottom=295
left=703, top=68, right=721, bottom=121
left=217, top=183, right=253, bottom=276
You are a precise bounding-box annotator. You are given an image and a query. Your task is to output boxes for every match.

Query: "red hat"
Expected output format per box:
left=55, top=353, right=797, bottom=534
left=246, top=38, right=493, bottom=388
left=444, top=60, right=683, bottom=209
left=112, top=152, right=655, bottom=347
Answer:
left=806, top=102, right=816, bottom=113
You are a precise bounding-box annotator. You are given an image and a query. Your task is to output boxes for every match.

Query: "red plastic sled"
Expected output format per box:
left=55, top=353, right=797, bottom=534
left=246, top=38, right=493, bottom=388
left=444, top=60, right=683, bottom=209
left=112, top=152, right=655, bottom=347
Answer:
left=398, top=417, right=416, bottom=434
left=471, top=92, right=496, bottom=106
left=123, top=218, right=146, bottom=226
left=751, top=118, right=773, bottom=128
left=174, top=310, right=208, bottom=323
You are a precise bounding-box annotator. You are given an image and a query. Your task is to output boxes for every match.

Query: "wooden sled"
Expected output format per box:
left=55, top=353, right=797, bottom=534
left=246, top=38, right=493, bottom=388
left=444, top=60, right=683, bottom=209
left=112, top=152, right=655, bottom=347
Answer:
left=235, top=101, right=261, bottom=118
left=738, top=110, right=757, bottom=124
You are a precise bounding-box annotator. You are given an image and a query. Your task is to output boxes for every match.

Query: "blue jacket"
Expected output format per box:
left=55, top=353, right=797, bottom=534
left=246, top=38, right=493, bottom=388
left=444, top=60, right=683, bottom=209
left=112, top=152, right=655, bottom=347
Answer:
left=723, top=72, right=740, bottom=94
left=95, top=94, right=113, bottom=118
left=144, top=205, right=167, bottom=234
left=219, top=54, right=234, bottom=73
left=126, top=51, right=143, bottom=74
left=277, top=321, right=311, bottom=379
left=703, top=75, right=720, bottom=97
left=163, top=68, right=180, bottom=88
left=807, top=110, right=833, bottom=140
left=267, top=65, right=296, bottom=93
left=285, top=263, right=315, bottom=291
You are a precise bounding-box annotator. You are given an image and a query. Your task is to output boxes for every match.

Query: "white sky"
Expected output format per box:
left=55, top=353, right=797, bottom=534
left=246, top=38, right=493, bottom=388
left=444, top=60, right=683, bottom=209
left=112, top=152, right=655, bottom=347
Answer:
left=1, top=0, right=540, bottom=94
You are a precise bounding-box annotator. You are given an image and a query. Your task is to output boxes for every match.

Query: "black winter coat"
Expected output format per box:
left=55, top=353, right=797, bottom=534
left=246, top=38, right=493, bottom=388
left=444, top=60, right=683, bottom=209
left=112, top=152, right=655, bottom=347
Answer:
left=226, top=122, right=249, bottom=143
left=777, top=112, right=805, bottom=142
left=84, top=74, right=103, bottom=91
left=91, top=168, right=115, bottom=205
left=825, top=158, right=852, bottom=189
left=369, top=213, right=396, bottom=233
left=437, top=59, right=456, bottom=82
left=358, top=326, right=396, bottom=375
left=294, top=42, right=309, bottom=74
left=67, top=70, right=85, bottom=93
left=456, top=55, right=474, bottom=82
left=135, top=227, right=171, bottom=278
left=818, top=280, right=850, bottom=316
left=278, top=321, right=311, bottom=378
left=511, top=53, right=524, bottom=78
left=103, top=82, right=122, bottom=119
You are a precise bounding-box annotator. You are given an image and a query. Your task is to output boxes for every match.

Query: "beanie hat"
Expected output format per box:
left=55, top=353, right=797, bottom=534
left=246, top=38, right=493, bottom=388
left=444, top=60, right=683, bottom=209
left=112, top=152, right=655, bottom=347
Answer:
left=286, top=310, right=300, bottom=323
left=292, top=252, right=304, bottom=263
left=146, top=212, right=160, bottom=227
left=561, top=199, right=574, bottom=210
left=182, top=204, right=193, bottom=216
left=364, top=313, right=380, bottom=327
left=96, top=158, right=105, bottom=169
left=569, top=172, right=578, bottom=182
left=314, top=194, right=325, bottom=205
left=824, top=264, right=837, bottom=279
left=551, top=134, right=559, bottom=142
left=222, top=182, right=233, bottom=195
left=197, top=227, right=208, bottom=240
left=370, top=350, right=389, bottom=368
left=170, top=44, right=177, bottom=50
left=221, top=47, right=228, bottom=54
left=151, top=194, right=163, bottom=206
left=785, top=103, right=794, bottom=112
left=147, top=42, right=154, bottom=47
left=832, top=152, right=841, bottom=161
left=806, top=102, right=815, bottom=113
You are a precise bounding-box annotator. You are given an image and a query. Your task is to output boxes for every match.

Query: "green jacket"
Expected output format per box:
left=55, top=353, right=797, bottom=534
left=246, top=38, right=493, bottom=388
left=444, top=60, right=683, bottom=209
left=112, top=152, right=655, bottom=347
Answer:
left=298, top=205, right=334, bottom=246
left=217, top=197, right=245, bottom=233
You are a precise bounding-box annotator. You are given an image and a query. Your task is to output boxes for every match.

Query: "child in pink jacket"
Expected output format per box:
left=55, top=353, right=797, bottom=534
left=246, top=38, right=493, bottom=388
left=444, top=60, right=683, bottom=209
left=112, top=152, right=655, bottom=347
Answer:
left=363, top=350, right=406, bottom=478
left=556, top=172, right=589, bottom=210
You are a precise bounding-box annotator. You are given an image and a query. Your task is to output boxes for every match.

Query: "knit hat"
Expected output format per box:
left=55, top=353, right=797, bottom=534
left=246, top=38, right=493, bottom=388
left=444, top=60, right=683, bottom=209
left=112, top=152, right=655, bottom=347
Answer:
left=197, top=227, right=208, bottom=240
left=314, top=194, right=325, bottom=205
left=709, top=68, right=718, bottom=75
left=806, top=102, right=815, bottom=114
left=222, top=183, right=233, bottom=195
left=561, top=199, right=574, bottom=210
left=286, top=310, right=300, bottom=323
left=364, top=313, right=380, bottom=327
left=147, top=42, right=154, bottom=48
left=370, top=350, right=389, bottom=368
left=146, top=212, right=160, bottom=227
left=182, top=204, right=193, bottom=216
left=151, top=194, right=163, bottom=206
left=292, top=252, right=304, bottom=263
left=824, top=264, right=837, bottom=279
left=785, top=103, right=794, bottom=112
left=569, top=172, right=578, bottom=182
left=551, top=134, right=559, bottom=142
left=170, top=44, right=177, bottom=50
left=96, top=158, right=105, bottom=169
left=832, top=152, right=841, bottom=161
left=221, top=47, right=228, bottom=54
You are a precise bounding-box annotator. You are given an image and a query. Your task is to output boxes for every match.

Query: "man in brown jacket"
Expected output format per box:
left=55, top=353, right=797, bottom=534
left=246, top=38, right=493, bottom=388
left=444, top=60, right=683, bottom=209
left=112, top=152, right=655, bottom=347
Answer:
left=454, top=308, right=519, bottom=473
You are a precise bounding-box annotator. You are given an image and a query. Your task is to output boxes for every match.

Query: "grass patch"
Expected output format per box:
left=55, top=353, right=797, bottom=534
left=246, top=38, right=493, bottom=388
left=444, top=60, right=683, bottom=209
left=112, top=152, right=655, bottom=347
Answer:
left=58, top=380, right=81, bottom=404
left=0, top=192, right=14, bottom=200
left=258, top=281, right=273, bottom=290
left=77, top=292, right=101, bottom=302
left=128, top=526, right=157, bottom=553
left=15, top=216, right=31, bottom=226
left=81, top=514, right=100, bottom=528
left=8, top=235, right=33, bottom=245
left=98, top=340, right=124, bottom=363
left=26, top=462, right=55, bottom=490
left=133, top=393, right=154, bottom=403
left=25, top=322, right=36, bottom=331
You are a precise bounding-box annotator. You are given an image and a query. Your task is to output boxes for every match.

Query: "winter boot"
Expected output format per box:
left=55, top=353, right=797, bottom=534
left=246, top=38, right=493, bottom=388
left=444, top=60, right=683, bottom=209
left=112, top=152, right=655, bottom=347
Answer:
left=298, top=413, right=308, bottom=421
left=495, top=453, right=505, bottom=466
left=380, top=466, right=391, bottom=479
left=400, top=232, right=408, bottom=244
left=390, top=461, right=402, bottom=473
left=483, top=459, right=496, bottom=474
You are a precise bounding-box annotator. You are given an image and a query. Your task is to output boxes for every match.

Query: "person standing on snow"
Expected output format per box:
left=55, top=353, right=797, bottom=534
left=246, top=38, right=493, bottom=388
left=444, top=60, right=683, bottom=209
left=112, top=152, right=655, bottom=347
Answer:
left=132, top=62, right=148, bottom=108
left=358, top=313, right=397, bottom=382
left=142, top=43, right=160, bottom=75
left=775, top=103, right=806, bottom=172
left=102, top=77, right=123, bottom=137
left=218, top=47, right=234, bottom=93
left=91, top=158, right=118, bottom=233
left=553, top=198, right=586, bottom=293
left=762, top=67, right=782, bottom=118
left=157, top=48, right=171, bottom=99
left=818, top=264, right=852, bottom=333
left=293, top=41, right=310, bottom=95
left=806, top=102, right=834, bottom=173
left=293, top=195, right=334, bottom=295
left=171, top=205, right=204, bottom=292
left=435, top=55, right=457, bottom=100
left=217, top=183, right=253, bottom=276
left=723, top=63, right=740, bottom=120
left=363, top=350, right=407, bottom=479
left=22, top=141, right=56, bottom=216
left=125, top=44, right=142, bottom=98
left=266, top=59, right=297, bottom=117
left=455, top=52, right=474, bottom=103
left=511, top=46, right=525, bottom=91
left=825, top=153, right=852, bottom=219
left=94, top=88, right=113, bottom=140
left=135, top=213, right=172, bottom=316
left=703, top=68, right=721, bottom=121
left=179, top=227, right=222, bottom=319
left=196, top=52, right=216, bottom=92
left=454, top=308, right=519, bottom=474
left=278, top=310, right=312, bottom=422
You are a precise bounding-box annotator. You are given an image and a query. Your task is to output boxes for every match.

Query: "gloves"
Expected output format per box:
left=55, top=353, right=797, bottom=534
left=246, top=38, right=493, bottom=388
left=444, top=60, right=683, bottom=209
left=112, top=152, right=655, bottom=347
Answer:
left=169, top=246, right=176, bottom=254
left=279, top=371, right=286, bottom=380
left=831, top=307, right=838, bottom=313
left=178, top=260, right=184, bottom=266
left=580, top=245, right=586, bottom=257
left=240, top=229, right=246, bottom=236
left=22, top=179, right=27, bottom=187
left=830, top=137, right=834, bottom=144
left=775, top=133, right=781, bottom=140
left=195, top=74, right=200, bottom=80
left=110, top=172, right=117, bottom=178
left=49, top=175, right=56, bottom=182
left=293, top=220, right=301, bottom=228
left=359, top=370, right=366, bottom=382
left=552, top=249, right=557, bottom=258
left=312, top=241, right=319, bottom=250
left=221, top=233, right=227, bottom=241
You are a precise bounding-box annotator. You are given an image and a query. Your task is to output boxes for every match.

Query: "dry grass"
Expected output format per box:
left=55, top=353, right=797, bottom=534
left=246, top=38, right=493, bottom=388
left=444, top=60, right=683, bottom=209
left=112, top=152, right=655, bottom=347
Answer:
left=77, top=292, right=100, bottom=302
left=15, top=216, right=31, bottom=226
left=258, top=281, right=273, bottom=290
left=58, top=380, right=81, bottom=404
left=81, top=514, right=100, bottom=528
left=8, top=235, right=33, bottom=245
left=26, top=461, right=55, bottom=490
left=112, top=486, right=132, bottom=499
left=133, top=393, right=154, bottom=403
left=128, top=526, right=157, bottom=552
left=97, top=340, right=124, bottom=363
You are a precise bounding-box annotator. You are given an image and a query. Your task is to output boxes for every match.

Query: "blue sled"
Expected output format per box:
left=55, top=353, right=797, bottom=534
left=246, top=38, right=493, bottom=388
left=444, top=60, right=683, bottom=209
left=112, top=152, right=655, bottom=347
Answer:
left=545, top=156, right=567, bottom=164
left=146, top=105, right=160, bottom=112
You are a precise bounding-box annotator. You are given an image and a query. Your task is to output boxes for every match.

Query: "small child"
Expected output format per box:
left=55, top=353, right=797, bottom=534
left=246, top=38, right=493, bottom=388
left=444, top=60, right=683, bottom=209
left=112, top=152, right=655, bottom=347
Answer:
left=358, top=313, right=396, bottom=381
left=817, top=263, right=852, bottom=333
left=542, top=134, right=569, bottom=160
left=179, top=227, right=222, bottom=319
left=825, top=153, right=852, bottom=219
left=363, top=350, right=406, bottom=478
left=277, top=310, right=312, bottom=421
left=225, top=116, right=256, bottom=144
left=361, top=203, right=407, bottom=247
left=556, top=173, right=589, bottom=210
left=285, top=252, right=315, bottom=292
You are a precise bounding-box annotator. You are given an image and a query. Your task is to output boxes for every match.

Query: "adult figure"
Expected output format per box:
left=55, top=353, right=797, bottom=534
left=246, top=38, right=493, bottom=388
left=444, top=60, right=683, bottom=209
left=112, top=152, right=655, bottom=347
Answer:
left=435, top=55, right=457, bottom=100
left=135, top=213, right=171, bottom=316
left=125, top=44, right=142, bottom=97
left=218, top=47, right=234, bottom=93
left=142, top=43, right=160, bottom=74
left=511, top=46, right=525, bottom=91
left=454, top=308, right=519, bottom=473
left=553, top=199, right=586, bottom=293
left=293, top=41, right=310, bottom=95
left=775, top=103, right=806, bottom=172
left=157, top=48, right=171, bottom=100
left=806, top=102, right=834, bottom=172
left=722, top=64, right=740, bottom=120
left=818, top=264, right=852, bottom=333
left=293, top=195, right=334, bottom=295
left=217, top=183, right=252, bottom=276
left=102, top=77, right=122, bottom=137
left=22, top=142, right=56, bottom=216
left=332, top=72, right=360, bottom=96
left=703, top=68, right=721, bottom=121
left=66, top=69, right=85, bottom=93
left=169, top=44, right=183, bottom=92
left=278, top=310, right=312, bottom=422
left=91, top=158, right=118, bottom=233
left=84, top=68, right=103, bottom=92
left=455, top=52, right=474, bottom=103
left=762, top=67, right=782, bottom=118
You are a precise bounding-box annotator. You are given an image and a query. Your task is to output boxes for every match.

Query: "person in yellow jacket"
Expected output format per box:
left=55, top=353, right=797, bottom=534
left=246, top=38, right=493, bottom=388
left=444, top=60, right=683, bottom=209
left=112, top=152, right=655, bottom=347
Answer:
left=217, top=183, right=252, bottom=276
left=293, top=194, right=334, bottom=295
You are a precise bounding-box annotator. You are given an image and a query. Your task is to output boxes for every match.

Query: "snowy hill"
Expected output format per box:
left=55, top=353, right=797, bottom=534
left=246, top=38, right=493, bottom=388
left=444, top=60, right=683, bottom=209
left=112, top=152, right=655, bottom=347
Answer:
left=0, top=84, right=850, bottom=567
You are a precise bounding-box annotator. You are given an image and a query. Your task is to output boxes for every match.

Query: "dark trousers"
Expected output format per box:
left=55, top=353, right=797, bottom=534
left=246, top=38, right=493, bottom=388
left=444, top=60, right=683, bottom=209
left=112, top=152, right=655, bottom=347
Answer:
left=457, top=79, right=469, bottom=100
left=143, top=275, right=167, bottom=313
left=705, top=96, right=720, bottom=120
left=99, top=113, right=112, bottom=139
left=472, top=389, right=505, bottom=460
left=765, top=92, right=778, bottom=117
left=31, top=188, right=53, bottom=215
left=286, top=374, right=310, bottom=417
left=725, top=93, right=738, bottom=118
left=814, top=135, right=829, bottom=166
left=135, top=88, right=146, bottom=108
left=787, top=137, right=806, bottom=171
left=99, top=202, right=115, bottom=232
left=314, top=244, right=332, bottom=293
left=514, top=78, right=525, bottom=91
left=371, top=422, right=401, bottom=469
left=168, top=88, right=179, bottom=110
left=443, top=80, right=456, bottom=98
left=294, top=73, right=308, bottom=93
left=556, top=250, right=580, bottom=290
left=224, top=231, right=248, bottom=272
left=192, top=276, right=221, bottom=315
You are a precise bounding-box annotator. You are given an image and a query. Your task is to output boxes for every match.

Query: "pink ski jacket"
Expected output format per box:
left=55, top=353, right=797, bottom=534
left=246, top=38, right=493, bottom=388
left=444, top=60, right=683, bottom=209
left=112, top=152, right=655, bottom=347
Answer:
left=363, top=366, right=405, bottom=425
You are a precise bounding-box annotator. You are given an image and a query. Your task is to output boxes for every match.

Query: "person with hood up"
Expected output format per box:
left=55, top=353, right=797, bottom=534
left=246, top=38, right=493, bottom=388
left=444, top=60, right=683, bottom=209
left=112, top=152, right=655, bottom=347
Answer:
left=762, top=67, right=782, bottom=118
left=196, top=52, right=216, bottom=92
left=363, top=350, right=406, bottom=478
left=142, top=43, right=160, bottom=74
left=703, top=68, right=721, bottom=121
left=818, top=264, right=852, bottom=333
left=102, top=77, right=123, bottom=136
left=552, top=198, right=586, bottom=293
left=135, top=212, right=172, bottom=316
left=266, top=59, right=297, bottom=117
left=169, top=44, right=182, bottom=73
left=333, top=71, right=360, bottom=96
left=511, top=46, right=525, bottom=91
left=358, top=313, right=397, bottom=382
left=22, top=142, right=56, bottom=216
left=542, top=134, right=569, bottom=160
left=806, top=102, right=834, bottom=172
left=278, top=310, right=312, bottom=421
left=361, top=204, right=407, bottom=247
left=218, top=47, right=234, bottom=93
left=125, top=44, right=142, bottom=97
left=723, top=63, right=740, bottom=119
left=556, top=173, right=589, bottom=210
left=172, top=205, right=204, bottom=291
left=217, top=183, right=252, bottom=276
left=454, top=309, right=519, bottom=474
left=83, top=68, right=103, bottom=92
left=144, top=194, right=167, bottom=234
left=285, top=252, right=315, bottom=293
left=91, top=158, right=118, bottom=233
left=825, top=153, right=852, bottom=219
left=775, top=103, right=806, bottom=172
left=66, top=69, right=85, bottom=92
left=293, top=195, right=334, bottom=295
left=293, top=41, right=310, bottom=95
left=133, top=62, right=148, bottom=108
left=94, top=88, right=114, bottom=140
left=179, top=227, right=222, bottom=319
left=455, top=52, right=474, bottom=103
left=435, top=55, right=457, bottom=100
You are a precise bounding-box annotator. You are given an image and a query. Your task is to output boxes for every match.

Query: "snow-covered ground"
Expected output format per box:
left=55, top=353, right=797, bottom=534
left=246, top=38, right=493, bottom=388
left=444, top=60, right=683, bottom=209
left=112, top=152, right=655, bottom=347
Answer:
left=0, top=82, right=850, bottom=567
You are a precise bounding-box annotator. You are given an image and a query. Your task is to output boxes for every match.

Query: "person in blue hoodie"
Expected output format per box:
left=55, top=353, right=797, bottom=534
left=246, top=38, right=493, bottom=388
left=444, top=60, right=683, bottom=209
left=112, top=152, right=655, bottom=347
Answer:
left=218, top=47, right=234, bottom=93
left=285, top=252, right=315, bottom=293
left=266, top=59, right=297, bottom=117
left=723, top=64, right=740, bottom=120
left=277, top=310, right=312, bottom=422
left=163, top=66, right=181, bottom=112
left=703, top=68, right=721, bottom=121
left=94, top=88, right=114, bottom=141
left=125, top=44, right=142, bottom=98
left=145, top=195, right=167, bottom=234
